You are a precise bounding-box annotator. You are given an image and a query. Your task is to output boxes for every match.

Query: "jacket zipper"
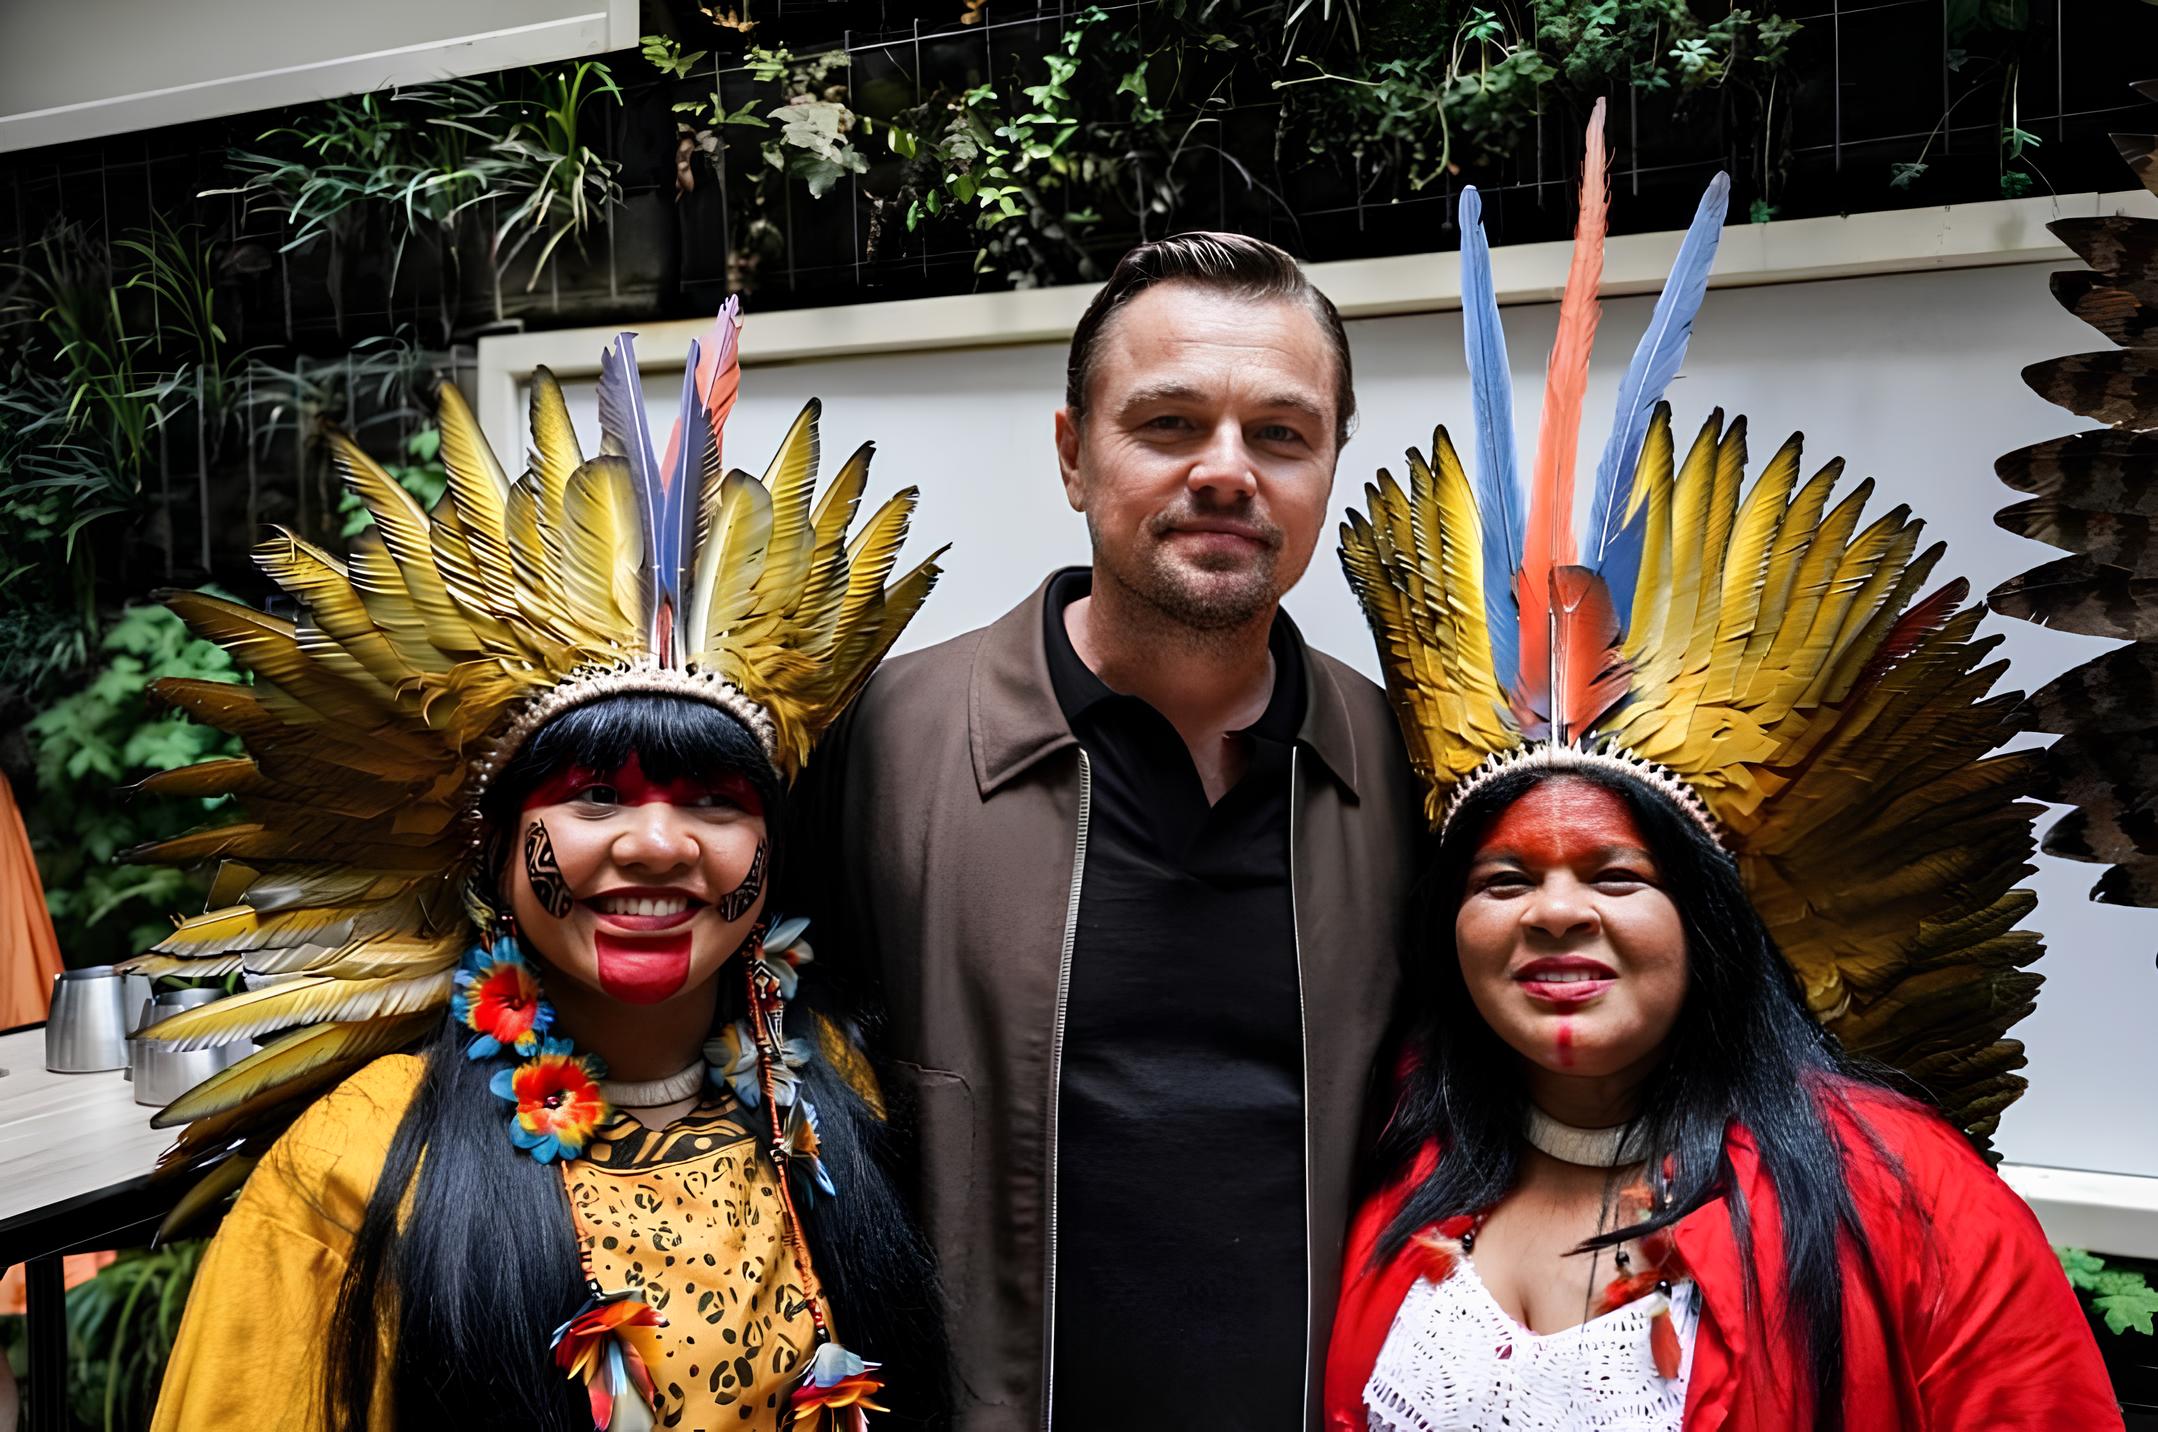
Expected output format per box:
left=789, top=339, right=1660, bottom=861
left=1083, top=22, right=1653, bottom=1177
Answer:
left=1288, top=748, right=1316, bottom=1425
left=1041, top=749, right=1092, bottom=1432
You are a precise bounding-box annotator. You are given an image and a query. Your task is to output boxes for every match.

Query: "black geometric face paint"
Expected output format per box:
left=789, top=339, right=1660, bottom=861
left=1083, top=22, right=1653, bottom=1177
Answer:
left=523, top=819, right=574, bottom=919
left=715, top=838, right=767, bottom=921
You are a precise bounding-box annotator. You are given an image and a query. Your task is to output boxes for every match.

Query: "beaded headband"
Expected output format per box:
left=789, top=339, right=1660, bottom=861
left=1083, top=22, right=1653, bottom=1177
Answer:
left=1439, top=740, right=1725, bottom=846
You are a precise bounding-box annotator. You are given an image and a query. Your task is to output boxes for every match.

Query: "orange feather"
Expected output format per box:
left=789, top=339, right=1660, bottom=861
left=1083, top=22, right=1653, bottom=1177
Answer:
left=1549, top=564, right=1628, bottom=740
left=1516, top=99, right=1611, bottom=723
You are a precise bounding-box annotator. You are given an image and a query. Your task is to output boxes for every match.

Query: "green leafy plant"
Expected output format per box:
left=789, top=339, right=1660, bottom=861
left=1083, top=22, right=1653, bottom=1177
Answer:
left=216, top=80, right=507, bottom=317
left=2059, top=1247, right=2158, bottom=1337
left=1892, top=1, right=2044, bottom=199
left=26, top=600, right=242, bottom=968
left=489, top=61, right=625, bottom=287
left=65, top=1242, right=208, bottom=1431
left=745, top=46, right=867, bottom=199
left=2, top=225, right=171, bottom=629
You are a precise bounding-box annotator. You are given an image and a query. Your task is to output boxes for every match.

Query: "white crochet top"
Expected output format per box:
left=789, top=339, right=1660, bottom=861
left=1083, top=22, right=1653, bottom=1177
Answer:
left=1363, top=1256, right=1700, bottom=1431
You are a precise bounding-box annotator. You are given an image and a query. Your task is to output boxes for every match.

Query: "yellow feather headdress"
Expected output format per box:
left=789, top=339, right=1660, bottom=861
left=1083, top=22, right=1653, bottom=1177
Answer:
left=124, top=300, right=945, bottom=1189
left=1344, top=107, right=2041, bottom=1152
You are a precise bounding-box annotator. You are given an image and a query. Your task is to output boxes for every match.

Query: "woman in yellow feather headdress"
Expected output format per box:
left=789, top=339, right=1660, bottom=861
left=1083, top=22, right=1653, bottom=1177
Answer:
left=1322, top=106, right=2118, bottom=1430
left=133, top=301, right=946, bottom=1432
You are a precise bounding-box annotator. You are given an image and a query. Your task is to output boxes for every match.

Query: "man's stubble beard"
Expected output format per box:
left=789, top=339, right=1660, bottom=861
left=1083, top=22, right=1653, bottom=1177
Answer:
left=1086, top=508, right=1286, bottom=638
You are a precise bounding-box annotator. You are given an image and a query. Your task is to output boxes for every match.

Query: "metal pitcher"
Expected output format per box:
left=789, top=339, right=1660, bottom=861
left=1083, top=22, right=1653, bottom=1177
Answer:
left=132, top=987, right=247, bottom=1108
left=44, top=966, right=131, bottom=1073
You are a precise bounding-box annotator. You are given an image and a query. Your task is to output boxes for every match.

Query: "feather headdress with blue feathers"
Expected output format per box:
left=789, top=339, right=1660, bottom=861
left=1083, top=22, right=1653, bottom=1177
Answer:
left=1340, top=101, right=2049, bottom=1154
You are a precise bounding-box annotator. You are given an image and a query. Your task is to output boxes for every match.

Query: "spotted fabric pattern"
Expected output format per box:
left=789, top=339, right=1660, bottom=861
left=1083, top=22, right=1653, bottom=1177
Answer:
left=567, top=1089, right=814, bottom=1429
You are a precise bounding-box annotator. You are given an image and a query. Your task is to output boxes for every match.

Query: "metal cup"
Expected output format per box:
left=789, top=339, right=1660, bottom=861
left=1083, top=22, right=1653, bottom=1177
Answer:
left=44, top=966, right=131, bottom=1073
left=132, top=987, right=248, bottom=1108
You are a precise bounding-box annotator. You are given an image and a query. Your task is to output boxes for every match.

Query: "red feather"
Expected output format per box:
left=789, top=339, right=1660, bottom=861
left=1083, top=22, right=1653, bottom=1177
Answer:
left=660, top=300, right=742, bottom=482
left=1650, top=1306, right=1682, bottom=1379
left=1549, top=565, right=1629, bottom=739
left=1517, top=100, right=1612, bottom=718
left=1851, top=577, right=1968, bottom=698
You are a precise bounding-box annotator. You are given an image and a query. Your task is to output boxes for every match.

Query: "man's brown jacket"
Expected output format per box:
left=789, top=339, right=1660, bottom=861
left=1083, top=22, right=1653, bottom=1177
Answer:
left=795, top=574, right=1419, bottom=1430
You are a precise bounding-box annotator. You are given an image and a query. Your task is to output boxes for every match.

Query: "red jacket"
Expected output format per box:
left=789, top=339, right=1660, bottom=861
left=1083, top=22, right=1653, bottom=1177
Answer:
left=1324, top=1089, right=2122, bottom=1430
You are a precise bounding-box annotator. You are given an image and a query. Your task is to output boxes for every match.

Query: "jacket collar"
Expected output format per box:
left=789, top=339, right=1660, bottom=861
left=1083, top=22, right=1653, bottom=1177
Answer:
left=1670, top=1129, right=1775, bottom=1432
left=967, top=569, right=1365, bottom=799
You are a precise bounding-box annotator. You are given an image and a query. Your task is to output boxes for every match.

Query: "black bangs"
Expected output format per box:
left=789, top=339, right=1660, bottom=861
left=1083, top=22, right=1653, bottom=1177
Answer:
left=488, top=693, right=785, bottom=819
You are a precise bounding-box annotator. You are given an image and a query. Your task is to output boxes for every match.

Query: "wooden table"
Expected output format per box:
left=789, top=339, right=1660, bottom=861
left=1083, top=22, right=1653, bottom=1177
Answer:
left=0, top=1024, right=189, bottom=1432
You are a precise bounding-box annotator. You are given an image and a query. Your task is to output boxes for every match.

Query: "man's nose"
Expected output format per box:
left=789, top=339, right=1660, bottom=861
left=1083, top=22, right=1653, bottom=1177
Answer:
left=1186, top=419, right=1259, bottom=501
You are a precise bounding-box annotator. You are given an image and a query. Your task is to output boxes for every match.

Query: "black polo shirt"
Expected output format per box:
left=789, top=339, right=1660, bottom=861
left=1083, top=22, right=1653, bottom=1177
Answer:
left=1043, top=567, right=1308, bottom=1430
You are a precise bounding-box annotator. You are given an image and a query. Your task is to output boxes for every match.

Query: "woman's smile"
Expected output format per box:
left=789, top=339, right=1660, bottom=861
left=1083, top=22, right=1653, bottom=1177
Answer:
left=1513, top=955, right=1617, bottom=1006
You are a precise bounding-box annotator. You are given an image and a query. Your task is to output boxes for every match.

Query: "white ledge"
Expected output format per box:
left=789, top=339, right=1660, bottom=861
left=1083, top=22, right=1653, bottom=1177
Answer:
left=2001, top=1162, right=2158, bottom=1258
left=476, top=188, right=2158, bottom=452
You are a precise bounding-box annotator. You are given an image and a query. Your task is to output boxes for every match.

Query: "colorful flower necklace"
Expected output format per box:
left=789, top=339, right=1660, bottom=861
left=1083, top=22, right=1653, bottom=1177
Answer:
left=454, top=921, right=890, bottom=1428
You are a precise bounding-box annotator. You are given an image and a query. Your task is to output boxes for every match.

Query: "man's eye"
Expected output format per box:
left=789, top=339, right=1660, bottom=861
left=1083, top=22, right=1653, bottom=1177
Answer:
left=1145, top=414, right=1192, bottom=430
left=1256, top=423, right=1304, bottom=444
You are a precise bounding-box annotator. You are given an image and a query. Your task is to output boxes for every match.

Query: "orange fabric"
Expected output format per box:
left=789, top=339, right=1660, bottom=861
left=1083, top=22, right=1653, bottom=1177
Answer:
left=0, top=1253, right=120, bottom=1314
left=1326, top=1087, right=2124, bottom=1430
left=0, top=772, right=65, bottom=1029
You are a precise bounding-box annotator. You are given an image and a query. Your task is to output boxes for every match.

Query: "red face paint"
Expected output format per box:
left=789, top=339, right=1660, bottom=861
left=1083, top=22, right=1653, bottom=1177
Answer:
left=1474, top=776, right=1648, bottom=875
left=1555, top=1018, right=1576, bottom=1067
left=1475, top=778, right=1656, bottom=1013
left=521, top=752, right=763, bottom=816
left=595, top=932, right=694, bottom=1004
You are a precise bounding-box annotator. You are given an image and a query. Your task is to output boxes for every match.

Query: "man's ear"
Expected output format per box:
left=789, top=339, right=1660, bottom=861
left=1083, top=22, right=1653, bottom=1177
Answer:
left=1054, top=407, right=1086, bottom=514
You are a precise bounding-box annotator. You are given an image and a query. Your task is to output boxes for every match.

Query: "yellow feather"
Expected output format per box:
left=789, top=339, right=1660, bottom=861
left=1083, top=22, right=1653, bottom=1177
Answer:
left=1703, top=433, right=1803, bottom=703
left=751, top=400, right=823, bottom=615
left=328, top=433, right=482, bottom=662
left=346, top=533, right=455, bottom=676
left=137, top=969, right=453, bottom=1050
left=157, top=1152, right=261, bottom=1239
left=1734, top=456, right=1841, bottom=694
left=560, top=456, right=644, bottom=650
left=528, top=367, right=584, bottom=557
left=151, top=1013, right=438, bottom=1128
left=691, top=471, right=773, bottom=656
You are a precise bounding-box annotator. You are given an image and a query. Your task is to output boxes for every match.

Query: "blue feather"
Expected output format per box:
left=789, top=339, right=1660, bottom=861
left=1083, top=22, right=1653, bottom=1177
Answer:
left=1458, top=187, right=1524, bottom=688
left=595, top=332, right=673, bottom=655
left=1582, top=171, right=1731, bottom=621
left=658, top=339, right=709, bottom=652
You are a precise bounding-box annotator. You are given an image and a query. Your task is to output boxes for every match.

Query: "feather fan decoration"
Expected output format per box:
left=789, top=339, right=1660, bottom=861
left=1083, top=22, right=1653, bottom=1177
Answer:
left=1987, top=79, right=2158, bottom=913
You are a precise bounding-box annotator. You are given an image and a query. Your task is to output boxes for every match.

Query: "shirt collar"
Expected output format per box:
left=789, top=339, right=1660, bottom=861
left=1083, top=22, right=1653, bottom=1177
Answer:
left=968, top=570, right=1366, bottom=800
left=1041, top=568, right=1306, bottom=745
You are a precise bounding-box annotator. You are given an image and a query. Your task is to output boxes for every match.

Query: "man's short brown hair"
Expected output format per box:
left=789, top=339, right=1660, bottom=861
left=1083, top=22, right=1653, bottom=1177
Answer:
left=1064, top=231, right=1357, bottom=450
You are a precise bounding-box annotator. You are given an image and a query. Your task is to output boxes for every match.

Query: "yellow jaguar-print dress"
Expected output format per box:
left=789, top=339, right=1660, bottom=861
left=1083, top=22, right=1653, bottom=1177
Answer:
left=152, top=1054, right=814, bottom=1431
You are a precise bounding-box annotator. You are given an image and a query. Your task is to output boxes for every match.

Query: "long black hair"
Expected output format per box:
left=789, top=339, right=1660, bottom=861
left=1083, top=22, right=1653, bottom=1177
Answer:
left=323, top=694, right=944, bottom=1429
left=1374, top=762, right=1903, bottom=1429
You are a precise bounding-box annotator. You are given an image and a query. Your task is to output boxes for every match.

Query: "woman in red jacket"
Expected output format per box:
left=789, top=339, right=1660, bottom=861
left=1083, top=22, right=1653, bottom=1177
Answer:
left=1328, top=100, right=2121, bottom=1431
left=1321, top=764, right=2119, bottom=1430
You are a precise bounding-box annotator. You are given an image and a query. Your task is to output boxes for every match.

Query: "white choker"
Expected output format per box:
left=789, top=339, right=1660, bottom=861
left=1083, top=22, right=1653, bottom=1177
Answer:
left=1524, top=1105, right=1649, bottom=1167
left=600, top=1058, right=707, bottom=1109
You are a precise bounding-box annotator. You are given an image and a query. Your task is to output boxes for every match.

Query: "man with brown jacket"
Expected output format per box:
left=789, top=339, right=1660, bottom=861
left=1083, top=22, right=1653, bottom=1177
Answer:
left=794, top=234, right=1419, bottom=1430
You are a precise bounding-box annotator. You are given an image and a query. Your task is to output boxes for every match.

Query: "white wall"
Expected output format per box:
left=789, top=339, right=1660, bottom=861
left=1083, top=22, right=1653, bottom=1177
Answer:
left=541, top=256, right=2157, bottom=1179
left=0, top=0, right=636, bottom=153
